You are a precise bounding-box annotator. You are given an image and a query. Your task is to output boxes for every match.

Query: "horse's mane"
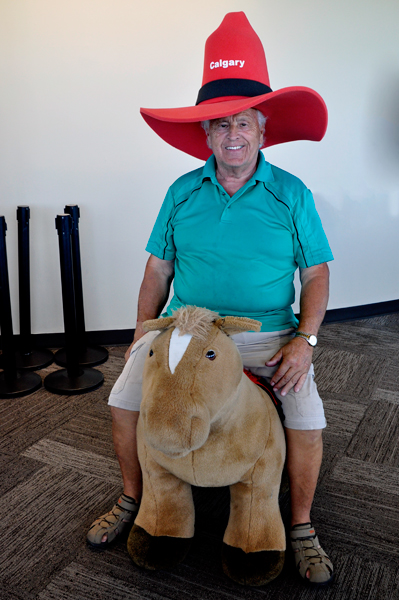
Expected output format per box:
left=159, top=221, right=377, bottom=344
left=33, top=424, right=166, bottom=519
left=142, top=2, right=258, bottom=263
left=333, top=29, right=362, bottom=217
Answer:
left=172, top=306, right=219, bottom=340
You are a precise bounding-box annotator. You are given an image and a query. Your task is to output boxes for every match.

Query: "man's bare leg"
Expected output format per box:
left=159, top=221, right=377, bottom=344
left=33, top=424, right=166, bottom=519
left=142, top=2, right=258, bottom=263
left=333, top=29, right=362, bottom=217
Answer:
left=111, top=407, right=142, bottom=501
left=285, top=428, right=333, bottom=584
left=285, top=428, right=323, bottom=527
left=97, top=407, right=142, bottom=544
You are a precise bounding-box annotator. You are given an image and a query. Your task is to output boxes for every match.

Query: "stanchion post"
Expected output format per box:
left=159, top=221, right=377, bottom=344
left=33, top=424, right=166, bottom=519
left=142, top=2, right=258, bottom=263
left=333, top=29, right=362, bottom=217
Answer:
left=0, top=216, right=42, bottom=398
left=43, top=214, right=103, bottom=394
left=55, top=214, right=81, bottom=378
left=54, top=205, right=108, bottom=368
left=17, top=206, right=31, bottom=354
left=65, top=205, right=85, bottom=350
left=0, top=217, right=17, bottom=380
left=15, top=206, right=54, bottom=370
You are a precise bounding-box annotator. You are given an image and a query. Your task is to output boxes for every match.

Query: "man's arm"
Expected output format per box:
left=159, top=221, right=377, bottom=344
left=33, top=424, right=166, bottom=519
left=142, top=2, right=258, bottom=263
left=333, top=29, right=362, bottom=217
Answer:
left=266, top=262, right=330, bottom=396
left=125, top=254, right=175, bottom=361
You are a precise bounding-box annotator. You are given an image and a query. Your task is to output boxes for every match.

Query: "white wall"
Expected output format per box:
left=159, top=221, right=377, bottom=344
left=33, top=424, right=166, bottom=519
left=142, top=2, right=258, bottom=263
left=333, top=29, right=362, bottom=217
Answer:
left=0, top=0, right=398, bottom=334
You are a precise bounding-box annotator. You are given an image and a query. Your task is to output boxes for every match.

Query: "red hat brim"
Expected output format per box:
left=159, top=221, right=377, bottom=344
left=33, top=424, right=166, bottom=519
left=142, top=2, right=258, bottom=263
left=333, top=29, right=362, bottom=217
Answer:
left=140, top=86, right=328, bottom=161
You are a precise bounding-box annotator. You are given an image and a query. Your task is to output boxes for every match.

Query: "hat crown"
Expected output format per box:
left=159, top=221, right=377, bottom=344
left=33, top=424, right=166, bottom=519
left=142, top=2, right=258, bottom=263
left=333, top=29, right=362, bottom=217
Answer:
left=201, top=12, right=270, bottom=88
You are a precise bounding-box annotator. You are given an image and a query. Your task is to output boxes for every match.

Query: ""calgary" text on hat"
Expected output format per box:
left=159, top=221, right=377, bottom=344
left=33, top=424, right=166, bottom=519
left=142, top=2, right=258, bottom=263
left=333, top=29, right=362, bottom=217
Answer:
left=210, top=60, right=245, bottom=69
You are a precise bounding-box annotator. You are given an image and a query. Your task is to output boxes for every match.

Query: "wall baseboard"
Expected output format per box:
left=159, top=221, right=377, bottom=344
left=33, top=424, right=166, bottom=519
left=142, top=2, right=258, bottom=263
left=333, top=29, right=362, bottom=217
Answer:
left=1, top=300, right=398, bottom=349
left=320, top=299, right=399, bottom=324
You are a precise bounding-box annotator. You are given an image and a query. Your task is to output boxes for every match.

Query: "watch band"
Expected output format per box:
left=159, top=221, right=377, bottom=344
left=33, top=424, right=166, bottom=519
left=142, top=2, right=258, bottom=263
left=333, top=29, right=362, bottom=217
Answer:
left=295, top=331, right=318, bottom=347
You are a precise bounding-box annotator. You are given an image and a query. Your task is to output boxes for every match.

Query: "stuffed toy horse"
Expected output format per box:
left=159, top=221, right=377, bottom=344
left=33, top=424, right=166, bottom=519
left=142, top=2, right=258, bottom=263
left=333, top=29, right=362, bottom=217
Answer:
left=127, top=306, right=286, bottom=586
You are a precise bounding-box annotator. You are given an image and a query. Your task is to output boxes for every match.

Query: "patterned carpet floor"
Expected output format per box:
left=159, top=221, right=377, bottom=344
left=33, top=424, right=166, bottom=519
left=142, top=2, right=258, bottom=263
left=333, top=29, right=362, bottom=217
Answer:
left=1, top=314, right=399, bottom=600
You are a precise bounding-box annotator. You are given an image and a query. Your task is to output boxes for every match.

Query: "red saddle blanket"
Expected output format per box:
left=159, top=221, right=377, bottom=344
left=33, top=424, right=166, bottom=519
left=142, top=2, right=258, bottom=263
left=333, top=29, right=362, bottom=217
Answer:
left=244, top=369, right=285, bottom=423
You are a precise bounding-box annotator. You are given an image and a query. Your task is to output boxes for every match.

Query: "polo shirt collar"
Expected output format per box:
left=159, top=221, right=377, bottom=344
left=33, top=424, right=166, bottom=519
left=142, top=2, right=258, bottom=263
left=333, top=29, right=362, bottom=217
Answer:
left=202, top=152, right=275, bottom=185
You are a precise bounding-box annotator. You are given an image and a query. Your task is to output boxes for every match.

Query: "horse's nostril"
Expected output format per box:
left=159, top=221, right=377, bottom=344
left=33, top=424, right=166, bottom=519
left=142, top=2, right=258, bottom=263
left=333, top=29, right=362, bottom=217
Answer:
left=205, top=350, right=216, bottom=360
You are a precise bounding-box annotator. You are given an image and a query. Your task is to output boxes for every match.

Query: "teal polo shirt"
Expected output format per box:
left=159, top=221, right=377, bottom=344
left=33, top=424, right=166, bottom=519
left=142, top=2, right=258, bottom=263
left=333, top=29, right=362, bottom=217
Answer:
left=146, top=153, right=333, bottom=331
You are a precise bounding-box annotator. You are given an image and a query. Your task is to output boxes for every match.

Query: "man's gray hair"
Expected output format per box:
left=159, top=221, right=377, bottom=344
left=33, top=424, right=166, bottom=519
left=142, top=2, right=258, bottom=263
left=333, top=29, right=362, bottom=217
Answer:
left=201, top=110, right=267, bottom=134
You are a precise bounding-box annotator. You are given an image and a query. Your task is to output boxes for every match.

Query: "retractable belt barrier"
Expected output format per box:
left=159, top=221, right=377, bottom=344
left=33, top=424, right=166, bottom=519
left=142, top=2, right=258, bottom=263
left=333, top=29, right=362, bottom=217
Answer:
left=0, top=215, right=42, bottom=398
left=54, top=205, right=108, bottom=368
left=43, top=214, right=104, bottom=395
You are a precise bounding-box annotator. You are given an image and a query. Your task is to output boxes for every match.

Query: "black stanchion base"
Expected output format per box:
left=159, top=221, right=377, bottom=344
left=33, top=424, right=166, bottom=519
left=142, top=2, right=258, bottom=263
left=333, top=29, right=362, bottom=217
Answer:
left=54, top=345, right=109, bottom=368
left=14, top=348, right=54, bottom=371
left=0, top=370, right=42, bottom=399
left=44, top=367, right=104, bottom=395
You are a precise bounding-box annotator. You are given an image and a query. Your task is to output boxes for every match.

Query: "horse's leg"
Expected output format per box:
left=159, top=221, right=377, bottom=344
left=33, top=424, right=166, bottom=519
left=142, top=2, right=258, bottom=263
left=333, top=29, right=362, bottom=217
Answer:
left=222, top=427, right=286, bottom=586
left=127, top=441, right=194, bottom=571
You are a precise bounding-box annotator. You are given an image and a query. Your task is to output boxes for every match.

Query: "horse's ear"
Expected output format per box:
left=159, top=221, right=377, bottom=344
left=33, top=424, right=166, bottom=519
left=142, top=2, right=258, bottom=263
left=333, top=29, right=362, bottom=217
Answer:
left=143, top=317, right=175, bottom=332
left=215, top=316, right=262, bottom=336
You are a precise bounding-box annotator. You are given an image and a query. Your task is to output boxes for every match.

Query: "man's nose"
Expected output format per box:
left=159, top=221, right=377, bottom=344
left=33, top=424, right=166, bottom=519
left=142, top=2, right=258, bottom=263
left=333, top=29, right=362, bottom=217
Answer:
left=228, top=124, right=239, bottom=137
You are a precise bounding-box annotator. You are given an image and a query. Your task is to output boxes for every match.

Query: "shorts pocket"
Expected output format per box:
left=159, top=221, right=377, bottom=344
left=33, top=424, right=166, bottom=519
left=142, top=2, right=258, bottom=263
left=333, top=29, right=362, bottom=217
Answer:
left=292, top=365, right=324, bottom=418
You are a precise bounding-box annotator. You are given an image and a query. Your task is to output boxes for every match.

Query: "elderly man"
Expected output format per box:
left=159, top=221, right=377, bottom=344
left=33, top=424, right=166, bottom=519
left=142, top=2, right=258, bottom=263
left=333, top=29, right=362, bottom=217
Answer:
left=87, top=13, right=334, bottom=587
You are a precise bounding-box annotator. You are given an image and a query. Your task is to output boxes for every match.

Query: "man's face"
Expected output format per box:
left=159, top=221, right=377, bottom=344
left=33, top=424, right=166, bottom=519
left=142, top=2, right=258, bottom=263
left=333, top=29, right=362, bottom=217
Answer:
left=206, top=109, right=264, bottom=173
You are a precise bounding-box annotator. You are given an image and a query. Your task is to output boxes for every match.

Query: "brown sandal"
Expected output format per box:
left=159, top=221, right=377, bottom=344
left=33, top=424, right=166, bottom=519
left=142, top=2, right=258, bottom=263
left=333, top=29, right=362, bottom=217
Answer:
left=87, top=494, right=139, bottom=550
left=290, top=523, right=334, bottom=587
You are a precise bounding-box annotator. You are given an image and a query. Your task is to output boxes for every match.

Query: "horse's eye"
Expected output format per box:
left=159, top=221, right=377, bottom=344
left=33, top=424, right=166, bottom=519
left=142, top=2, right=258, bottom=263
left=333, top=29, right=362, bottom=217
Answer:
left=149, top=349, right=153, bottom=357
left=205, top=350, right=216, bottom=361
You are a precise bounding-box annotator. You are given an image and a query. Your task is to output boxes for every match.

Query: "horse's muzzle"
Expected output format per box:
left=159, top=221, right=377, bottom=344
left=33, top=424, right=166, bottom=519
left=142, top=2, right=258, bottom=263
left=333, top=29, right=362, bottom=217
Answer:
left=142, top=405, right=211, bottom=458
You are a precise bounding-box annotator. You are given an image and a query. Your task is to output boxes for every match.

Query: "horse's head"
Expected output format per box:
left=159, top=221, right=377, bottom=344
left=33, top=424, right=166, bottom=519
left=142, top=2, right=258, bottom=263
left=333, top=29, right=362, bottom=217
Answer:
left=140, top=306, right=261, bottom=458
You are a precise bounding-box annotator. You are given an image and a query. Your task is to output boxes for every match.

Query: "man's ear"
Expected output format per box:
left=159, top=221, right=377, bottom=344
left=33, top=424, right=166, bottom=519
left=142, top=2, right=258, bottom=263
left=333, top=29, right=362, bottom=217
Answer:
left=215, top=316, right=262, bottom=336
left=259, top=126, right=265, bottom=148
left=143, top=317, right=175, bottom=332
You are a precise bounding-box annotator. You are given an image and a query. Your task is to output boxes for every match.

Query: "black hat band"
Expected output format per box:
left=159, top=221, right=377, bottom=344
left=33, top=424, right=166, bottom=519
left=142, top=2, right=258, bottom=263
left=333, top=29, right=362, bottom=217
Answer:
left=196, top=78, right=272, bottom=105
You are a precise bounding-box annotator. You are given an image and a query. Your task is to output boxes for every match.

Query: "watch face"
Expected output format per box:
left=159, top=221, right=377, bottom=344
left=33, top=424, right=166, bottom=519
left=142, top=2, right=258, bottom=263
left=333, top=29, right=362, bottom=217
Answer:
left=308, top=335, right=317, bottom=346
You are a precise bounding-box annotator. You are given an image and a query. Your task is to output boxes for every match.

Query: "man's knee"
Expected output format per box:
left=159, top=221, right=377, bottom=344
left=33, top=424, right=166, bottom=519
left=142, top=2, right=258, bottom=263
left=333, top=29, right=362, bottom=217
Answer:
left=286, top=428, right=323, bottom=449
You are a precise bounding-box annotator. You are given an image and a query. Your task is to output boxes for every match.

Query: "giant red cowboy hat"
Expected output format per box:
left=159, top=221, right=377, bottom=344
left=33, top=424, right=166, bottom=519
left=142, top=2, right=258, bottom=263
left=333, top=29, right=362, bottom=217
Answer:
left=140, top=12, right=328, bottom=161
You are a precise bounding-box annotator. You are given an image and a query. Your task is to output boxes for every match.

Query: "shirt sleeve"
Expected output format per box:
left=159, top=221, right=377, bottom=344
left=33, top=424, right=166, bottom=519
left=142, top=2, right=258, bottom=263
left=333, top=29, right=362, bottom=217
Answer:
left=145, top=187, right=176, bottom=260
left=292, top=188, right=334, bottom=268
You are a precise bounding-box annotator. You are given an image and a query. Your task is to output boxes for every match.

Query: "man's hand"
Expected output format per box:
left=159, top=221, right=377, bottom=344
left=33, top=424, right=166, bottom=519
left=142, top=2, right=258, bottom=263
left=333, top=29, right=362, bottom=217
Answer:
left=266, top=336, right=313, bottom=396
left=266, top=262, right=329, bottom=394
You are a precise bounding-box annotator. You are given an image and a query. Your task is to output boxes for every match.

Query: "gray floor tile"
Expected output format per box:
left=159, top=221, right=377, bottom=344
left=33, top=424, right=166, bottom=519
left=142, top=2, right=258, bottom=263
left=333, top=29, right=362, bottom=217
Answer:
left=314, top=348, right=386, bottom=399
left=323, top=395, right=367, bottom=436
left=318, top=323, right=399, bottom=357
left=46, top=413, right=115, bottom=458
left=345, top=399, right=399, bottom=466
left=0, top=466, right=120, bottom=593
left=331, top=456, right=399, bottom=496
left=22, top=439, right=121, bottom=483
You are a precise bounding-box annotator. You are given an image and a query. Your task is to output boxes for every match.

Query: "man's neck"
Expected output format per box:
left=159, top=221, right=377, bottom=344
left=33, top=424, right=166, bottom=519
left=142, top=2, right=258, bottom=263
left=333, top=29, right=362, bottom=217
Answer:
left=215, top=162, right=257, bottom=197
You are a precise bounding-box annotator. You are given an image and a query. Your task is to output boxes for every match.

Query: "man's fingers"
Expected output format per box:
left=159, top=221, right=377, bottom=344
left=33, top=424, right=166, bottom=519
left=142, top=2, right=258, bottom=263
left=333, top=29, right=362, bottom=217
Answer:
left=270, top=364, right=290, bottom=388
left=294, top=373, right=307, bottom=393
left=272, top=368, right=307, bottom=395
left=265, top=349, right=283, bottom=367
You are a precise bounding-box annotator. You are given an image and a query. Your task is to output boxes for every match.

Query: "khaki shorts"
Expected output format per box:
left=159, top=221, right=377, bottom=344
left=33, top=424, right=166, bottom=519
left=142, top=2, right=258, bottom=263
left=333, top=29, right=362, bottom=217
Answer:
left=108, top=329, right=326, bottom=431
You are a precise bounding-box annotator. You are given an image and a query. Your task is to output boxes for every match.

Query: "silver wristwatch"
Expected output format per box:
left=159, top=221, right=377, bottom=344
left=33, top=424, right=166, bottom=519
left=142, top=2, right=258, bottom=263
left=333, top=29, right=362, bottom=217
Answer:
left=295, top=331, right=318, bottom=347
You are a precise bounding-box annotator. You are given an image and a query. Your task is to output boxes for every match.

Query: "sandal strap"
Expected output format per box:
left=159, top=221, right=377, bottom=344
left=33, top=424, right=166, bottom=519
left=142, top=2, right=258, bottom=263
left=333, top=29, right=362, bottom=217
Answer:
left=290, top=523, right=334, bottom=585
left=290, top=522, right=315, bottom=540
left=97, top=495, right=139, bottom=527
left=117, top=494, right=139, bottom=513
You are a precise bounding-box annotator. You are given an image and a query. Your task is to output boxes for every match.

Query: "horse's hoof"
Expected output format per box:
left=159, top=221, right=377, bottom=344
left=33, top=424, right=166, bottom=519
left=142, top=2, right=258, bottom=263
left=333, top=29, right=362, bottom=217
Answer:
left=222, top=542, right=285, bottom=586
left=127, top=524, right=192, bottom=570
